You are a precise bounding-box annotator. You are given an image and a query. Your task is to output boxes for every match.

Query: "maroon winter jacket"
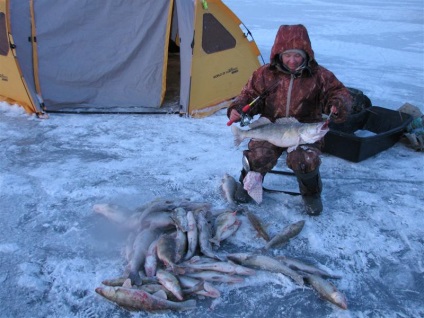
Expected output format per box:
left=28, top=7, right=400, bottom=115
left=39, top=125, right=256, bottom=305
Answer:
left=227, top=24, right=352, bottom=123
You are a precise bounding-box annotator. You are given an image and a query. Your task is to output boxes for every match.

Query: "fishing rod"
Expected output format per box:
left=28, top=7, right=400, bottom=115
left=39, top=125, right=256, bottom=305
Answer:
left=226, top=80, right=280, bottom=126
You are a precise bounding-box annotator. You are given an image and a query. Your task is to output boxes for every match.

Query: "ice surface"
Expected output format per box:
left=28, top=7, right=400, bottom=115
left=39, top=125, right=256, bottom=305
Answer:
left=1, top=1, right=423, bottom=317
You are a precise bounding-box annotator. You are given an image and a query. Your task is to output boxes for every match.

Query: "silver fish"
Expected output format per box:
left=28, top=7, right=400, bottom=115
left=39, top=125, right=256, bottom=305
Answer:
left=210, top=210, right=238, bottom=247
left=92, top=203, right=137, bottom=227
left=179, top=259, right=255, bottom=276
left=174, top=228, right=188, bottom=264
left=101, top=276, right=158, bottom=287
left=171, top=207, right=189, bottom=232
left=178, top=275, right=221, bottom=298
left=156, top=269, right=184, bottom=301
left=140, top=211, right=175, bottom=231
left=221, top=173, right=238, bottom=208
left=218, top=219, right=241, bottom=242
left=184, top=210, right=198, bottom=261
left=196, top=210, right=225, bottom=261
left=305, top=273, right=348, bottom=310
left=95, top=285, right=196, bottom=311
left=231, top=117, right=329, bottom=152
left=144, top=238, right=159, bottom=277
left=185, top=270, right=244, bottom=284
left=275, top=255, right=342, bottom=279
left=264, top=220, right=305, bottom=250
left=227, top=253, right=304, bottom=286
left=156, top=233, right=177, bottom=270
left=128, top=228, right=159, bottom=284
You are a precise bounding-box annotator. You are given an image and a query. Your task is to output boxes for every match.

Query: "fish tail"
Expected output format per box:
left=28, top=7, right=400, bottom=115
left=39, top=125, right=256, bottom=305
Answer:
left=231, top=125, right=244, bottom=147
left=209, top=237, right=221, bottom=247
left=128, top=271, right=142, bottom=286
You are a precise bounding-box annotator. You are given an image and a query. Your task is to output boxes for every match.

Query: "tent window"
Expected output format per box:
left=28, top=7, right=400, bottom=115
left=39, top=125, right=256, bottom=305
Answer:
left=202, top=13, right=236, bottom=54
left=0, top=13, right=9, bottom=56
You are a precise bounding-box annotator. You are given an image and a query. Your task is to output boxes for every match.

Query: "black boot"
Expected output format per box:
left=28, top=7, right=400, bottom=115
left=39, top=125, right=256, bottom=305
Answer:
left=234, top=169, right=251, bottom=203
left=295, top=168, right=323, bottom=216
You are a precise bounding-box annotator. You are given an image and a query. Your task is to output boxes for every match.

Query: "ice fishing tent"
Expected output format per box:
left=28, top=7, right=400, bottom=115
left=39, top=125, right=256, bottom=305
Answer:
left=0, top=0, right=262, bottom=117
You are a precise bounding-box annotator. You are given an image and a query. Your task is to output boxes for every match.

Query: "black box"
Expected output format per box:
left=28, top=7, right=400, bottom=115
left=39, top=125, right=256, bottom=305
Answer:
left=323, top=106, right=413, bottom=162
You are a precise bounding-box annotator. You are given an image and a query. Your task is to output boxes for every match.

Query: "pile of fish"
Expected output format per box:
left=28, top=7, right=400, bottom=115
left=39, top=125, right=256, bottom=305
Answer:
left=93, top=196, right=348, bottom=312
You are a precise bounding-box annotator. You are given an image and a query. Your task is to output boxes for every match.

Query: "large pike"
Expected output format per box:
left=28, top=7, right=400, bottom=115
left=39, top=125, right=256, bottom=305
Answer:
left=305, top=273, right=348, bottom=310
left=227, top=253, right=304, bottom=286
left=231, top=117, right=329, bottom=152
left=264, top=220, right=305, bottom=250
left=95, top=285, right=196, bottom=311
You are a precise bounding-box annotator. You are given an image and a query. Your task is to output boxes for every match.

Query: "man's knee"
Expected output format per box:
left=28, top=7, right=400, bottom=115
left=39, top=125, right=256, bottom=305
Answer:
left=286, top=146, right=321, bottom=173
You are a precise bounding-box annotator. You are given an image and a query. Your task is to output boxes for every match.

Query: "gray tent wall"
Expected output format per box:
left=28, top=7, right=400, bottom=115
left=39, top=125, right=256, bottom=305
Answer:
left=34, top=0, right=173, bottom=110
left=175, top=0, right=194, bottom=114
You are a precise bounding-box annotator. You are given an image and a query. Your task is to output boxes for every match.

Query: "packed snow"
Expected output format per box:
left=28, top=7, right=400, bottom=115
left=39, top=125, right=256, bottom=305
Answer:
left=1, top=0, right=423, bottom=317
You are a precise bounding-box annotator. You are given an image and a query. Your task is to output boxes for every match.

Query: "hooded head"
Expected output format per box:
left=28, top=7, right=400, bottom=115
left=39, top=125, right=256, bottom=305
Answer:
left=269, top=24, right=316, bottom=74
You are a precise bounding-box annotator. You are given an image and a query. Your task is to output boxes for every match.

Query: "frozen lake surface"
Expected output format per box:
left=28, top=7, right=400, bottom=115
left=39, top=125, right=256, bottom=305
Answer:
left=1, top=0, right=423, bottom=317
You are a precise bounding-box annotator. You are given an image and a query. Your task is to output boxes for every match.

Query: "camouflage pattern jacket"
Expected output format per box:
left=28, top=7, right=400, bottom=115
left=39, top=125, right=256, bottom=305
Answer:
left=227, top=24, right=352, bottom=124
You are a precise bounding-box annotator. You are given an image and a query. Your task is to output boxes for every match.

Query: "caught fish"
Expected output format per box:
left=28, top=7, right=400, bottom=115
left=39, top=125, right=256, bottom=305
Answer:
left=178, top=259, right=255, bottom=276
left=178, top=276, right=221, bottom=298
left=221, top=173, right=238, bottom=208
left=184, top=210, right=198, bottom=261
left=156, top=269, right=184, bottom=301
left=156, top=233, right=178, bottom=271
left=185, top=270, right=244, bottom=284
left=264, top=220, right=305, bottom=250
left=210, top=210, right=238, bottom=247
left=102, top=276, right=158, bottom=287
left=231, top=117, right=329, bottom=152
left=196, top=210, right=225, bottom=261
left=305, top=273, right=348, bottom=310
left=227, top=253, right=304, bottom=286
left=218, top=219, right=241, bottom=242
left=92, top=203, right=137, bottom=227
left=144, top=238, right=159, bottom=277
left=128, top=228, right=160, bottom=285
left=174, top=228, right=188, bottom=263
left=242, top=209, right=270, bottom=241
left=275, top=255, right=342, bottom=279
left=95, top=285, right=196, bottom=311
left=171, top=207, right=189, bottom=232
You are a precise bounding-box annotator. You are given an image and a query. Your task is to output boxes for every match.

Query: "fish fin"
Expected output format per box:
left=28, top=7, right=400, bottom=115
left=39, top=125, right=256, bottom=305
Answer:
left=209, top=237, right=221, bottom=247
left=231, top=125, right=244, bottom=147
left=122, top=278, right=132, bottom=288
left=153, top=290, right=168, bottom=300
left=248, top=117, right=271, bottom=128
left=128, top=271, right=142, bottom=286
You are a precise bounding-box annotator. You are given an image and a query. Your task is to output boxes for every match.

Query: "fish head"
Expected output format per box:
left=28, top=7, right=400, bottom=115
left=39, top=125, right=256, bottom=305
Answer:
left=95, top=286, right=117, bottom=299
left=299, top=121, right=329, bottom=144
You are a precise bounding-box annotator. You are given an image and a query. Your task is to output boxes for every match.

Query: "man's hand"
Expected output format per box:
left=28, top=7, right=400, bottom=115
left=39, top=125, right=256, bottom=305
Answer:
left=330, top=105, right=339, bottom=118
left=227, top=109, right=242, bottom=126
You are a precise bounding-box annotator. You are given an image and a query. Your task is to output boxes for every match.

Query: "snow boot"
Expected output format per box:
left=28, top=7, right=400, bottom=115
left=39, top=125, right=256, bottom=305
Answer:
left=295, top=168, right=323, bottom=216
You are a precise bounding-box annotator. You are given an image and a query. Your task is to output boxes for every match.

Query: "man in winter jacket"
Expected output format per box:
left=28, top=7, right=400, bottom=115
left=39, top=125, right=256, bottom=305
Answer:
left=227, top=24, right=352, bottom=216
